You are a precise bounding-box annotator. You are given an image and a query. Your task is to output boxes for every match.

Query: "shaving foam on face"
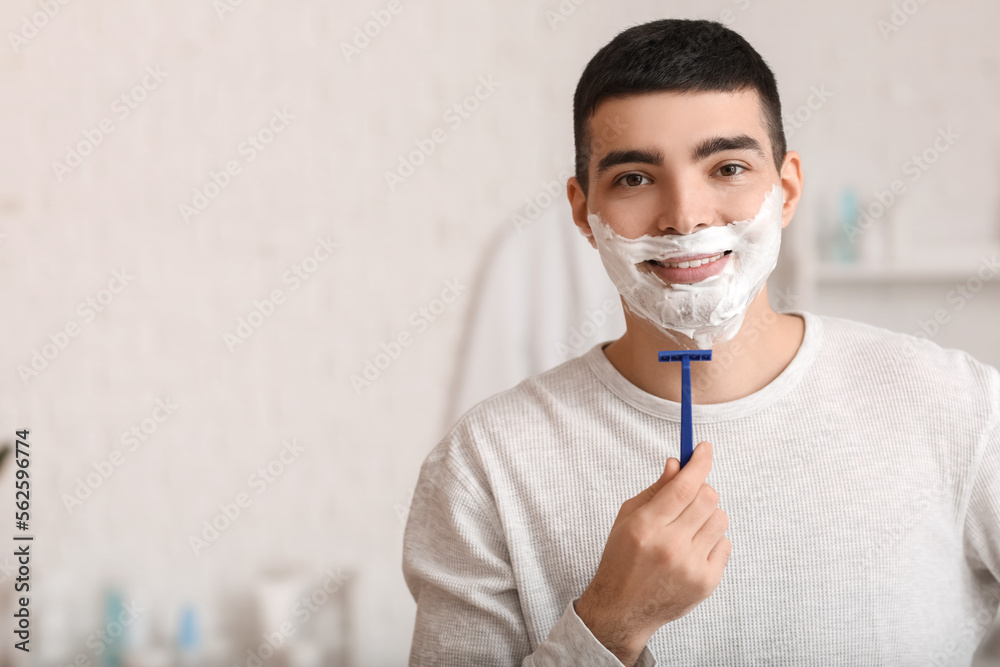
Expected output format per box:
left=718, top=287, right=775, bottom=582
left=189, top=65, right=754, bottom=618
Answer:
left=585, top=183, right=784, bottom=349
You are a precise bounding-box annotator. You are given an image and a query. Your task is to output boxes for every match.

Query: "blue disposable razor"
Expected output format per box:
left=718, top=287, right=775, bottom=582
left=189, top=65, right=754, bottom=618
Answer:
left=657, top=350, right=712, bottom=468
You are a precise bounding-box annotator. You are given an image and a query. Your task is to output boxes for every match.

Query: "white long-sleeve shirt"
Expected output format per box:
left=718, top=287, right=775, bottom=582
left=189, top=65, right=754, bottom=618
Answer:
left=402, top=310, right=1000, bottom=666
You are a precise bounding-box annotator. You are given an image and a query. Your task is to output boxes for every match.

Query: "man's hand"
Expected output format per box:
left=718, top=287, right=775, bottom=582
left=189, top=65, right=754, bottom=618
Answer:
left=575, top=441, right=731, bottom=665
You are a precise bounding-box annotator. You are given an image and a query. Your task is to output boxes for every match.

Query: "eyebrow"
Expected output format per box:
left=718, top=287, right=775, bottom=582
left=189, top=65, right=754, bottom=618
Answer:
left=692, top=134, right=768, bottom=162
left=594, top=134, right=768, bottom=179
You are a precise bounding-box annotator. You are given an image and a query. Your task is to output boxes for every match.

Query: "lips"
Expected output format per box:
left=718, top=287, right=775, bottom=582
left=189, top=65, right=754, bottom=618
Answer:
left=643, top=250, right=732, bottom=284
left=654, top=251, right=730, bottom=265
left=647, top=249, right=732, bottom=268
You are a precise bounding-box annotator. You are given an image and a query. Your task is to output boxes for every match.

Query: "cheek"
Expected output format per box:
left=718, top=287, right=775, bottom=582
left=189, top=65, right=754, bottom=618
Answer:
left=724, top=185, right=780, bottom=225
left=601, top=200, right=660, bottom=235
left=723, top=201, right=762, bottom=225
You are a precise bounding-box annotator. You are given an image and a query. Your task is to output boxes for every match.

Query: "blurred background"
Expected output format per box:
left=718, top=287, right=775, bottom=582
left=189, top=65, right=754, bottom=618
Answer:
left=1, top=0, right=999, bottom=665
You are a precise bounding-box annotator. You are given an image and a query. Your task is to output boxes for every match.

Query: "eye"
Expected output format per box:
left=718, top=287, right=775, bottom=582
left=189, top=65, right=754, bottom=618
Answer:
left=717, top=163, right=747, bottom=179
left=615, top=173, right=651, bottom=188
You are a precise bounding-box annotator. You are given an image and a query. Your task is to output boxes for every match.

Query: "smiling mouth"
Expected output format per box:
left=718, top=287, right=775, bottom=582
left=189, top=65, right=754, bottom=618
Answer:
left=643, top=250, right=732, bottom=269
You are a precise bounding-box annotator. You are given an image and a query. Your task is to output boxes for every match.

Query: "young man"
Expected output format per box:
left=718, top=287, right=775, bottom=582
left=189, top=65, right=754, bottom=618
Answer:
left=403, top=18, right=1000, bottom=666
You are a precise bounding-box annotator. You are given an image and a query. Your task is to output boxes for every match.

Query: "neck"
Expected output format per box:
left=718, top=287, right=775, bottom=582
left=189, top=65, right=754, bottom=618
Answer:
left=602, top=284, right=805, bottom=404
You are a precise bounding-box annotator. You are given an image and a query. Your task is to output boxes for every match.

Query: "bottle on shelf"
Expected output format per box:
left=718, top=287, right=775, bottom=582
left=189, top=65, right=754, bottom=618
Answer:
left=833, top=186, right=859, bottom=265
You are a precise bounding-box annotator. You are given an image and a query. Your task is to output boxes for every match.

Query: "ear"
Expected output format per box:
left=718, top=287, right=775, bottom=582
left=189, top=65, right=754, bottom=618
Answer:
left=567, top=176, right=598, bottom=249
left=778, top=150, right=803, bottom=230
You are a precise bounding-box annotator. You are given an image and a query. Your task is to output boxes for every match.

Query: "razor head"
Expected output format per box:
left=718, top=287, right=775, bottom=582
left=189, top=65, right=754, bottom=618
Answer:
left=658, top=350, right=713, bottom=363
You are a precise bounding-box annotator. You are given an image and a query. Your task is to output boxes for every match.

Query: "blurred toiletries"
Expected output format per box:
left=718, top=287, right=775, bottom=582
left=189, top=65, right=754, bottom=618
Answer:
left=834, top=186, right=859, bottom=264
left=177, top=605, right=200, bottom=667
left=104, top=590, right=126, bottom=667
left=857, top=194, right=888, bottom=264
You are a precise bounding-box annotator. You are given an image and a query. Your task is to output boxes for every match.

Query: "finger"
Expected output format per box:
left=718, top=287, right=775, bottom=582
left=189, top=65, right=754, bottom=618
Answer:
left=644, top=441, right=713, bottom=521
left=633, top=456, right=680, bottom=506
left=670, top=482, right=719, bottom=539
left=707, top=535, right=732, bottom=568
left=655, top=456, right=682, bottom=490
left=691, top=506, right=729, bottom=560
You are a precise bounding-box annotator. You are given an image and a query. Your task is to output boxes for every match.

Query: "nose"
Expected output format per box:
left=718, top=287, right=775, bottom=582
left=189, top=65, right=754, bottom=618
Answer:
left=655, top=181, right=714, bottom=235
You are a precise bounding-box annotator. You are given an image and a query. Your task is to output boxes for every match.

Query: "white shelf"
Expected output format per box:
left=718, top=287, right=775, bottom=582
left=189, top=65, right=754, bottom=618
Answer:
left=814, top=262, right=995, bottom=284
left=809, top=242, right=1000, bottom=285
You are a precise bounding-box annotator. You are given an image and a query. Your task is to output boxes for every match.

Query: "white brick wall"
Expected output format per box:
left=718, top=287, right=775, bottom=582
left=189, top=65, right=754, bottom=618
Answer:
left=0, top=0, right=997, bottom=665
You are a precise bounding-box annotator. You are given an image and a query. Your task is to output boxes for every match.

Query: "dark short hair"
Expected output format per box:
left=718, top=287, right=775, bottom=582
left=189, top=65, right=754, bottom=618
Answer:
left=573, top=18, right=786, bottom=197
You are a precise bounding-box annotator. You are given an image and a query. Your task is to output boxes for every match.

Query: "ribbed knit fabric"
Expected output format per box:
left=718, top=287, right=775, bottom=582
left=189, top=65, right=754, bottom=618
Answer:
left=402, top=310, right=1000, bottom=666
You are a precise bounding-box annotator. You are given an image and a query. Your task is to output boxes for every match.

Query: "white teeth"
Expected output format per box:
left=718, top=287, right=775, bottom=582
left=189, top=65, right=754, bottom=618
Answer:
left=658, top=253, right=725, bottom=269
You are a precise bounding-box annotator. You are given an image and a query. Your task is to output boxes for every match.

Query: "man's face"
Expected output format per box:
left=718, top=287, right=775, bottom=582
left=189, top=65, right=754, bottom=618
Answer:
left=572, top=89, right=791, bottom=250
left=566, top=88, right=803, bottom=348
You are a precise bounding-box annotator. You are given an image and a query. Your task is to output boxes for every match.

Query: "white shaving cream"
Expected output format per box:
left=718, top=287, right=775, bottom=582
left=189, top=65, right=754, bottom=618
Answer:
left=584, top=183, right=784, bottom=349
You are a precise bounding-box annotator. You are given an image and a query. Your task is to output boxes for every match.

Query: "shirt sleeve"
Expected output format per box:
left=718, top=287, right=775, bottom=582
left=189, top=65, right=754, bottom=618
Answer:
left=402, top=444, right=658, bottom=667
left=962, top=369, right=1000, bottom=595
